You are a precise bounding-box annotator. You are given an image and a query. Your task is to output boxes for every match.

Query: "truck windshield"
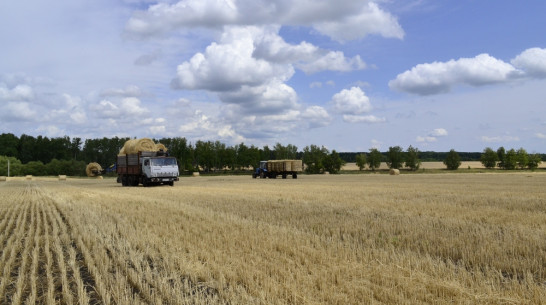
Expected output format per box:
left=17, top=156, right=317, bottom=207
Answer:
left=151, top=158, right=177, bottom=166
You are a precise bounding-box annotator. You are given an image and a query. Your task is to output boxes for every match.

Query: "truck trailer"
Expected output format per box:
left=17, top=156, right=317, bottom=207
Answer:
left=252, top=160, right=303, bottom=179
left=116, top=151, right=179, bottom=187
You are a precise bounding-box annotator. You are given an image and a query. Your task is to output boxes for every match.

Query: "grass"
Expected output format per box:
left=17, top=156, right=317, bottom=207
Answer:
left=0, top=173, right=545, bottom=304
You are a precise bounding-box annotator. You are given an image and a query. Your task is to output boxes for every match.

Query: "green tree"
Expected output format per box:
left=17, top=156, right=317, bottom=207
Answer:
left=323, top=150, right=345, bottom=174
left=516, top=148, right=529, bottom=169
left=302, top=145, right=329, bottom=174
left=527, top=153, right=542, bottom=170
left=23, top=161, right=47, bottom=176
left=480, top=147, right=498, bottom=169
left=0, top=156, right=23, bottom=176
left=497, top=147, right=506, bottom=169
left=443, top=149, right=461, bottom=170
left=504, top=149, right=517, bottom=170
left=355, top=153, right=367, bottom=170
left=0, top=133, right=19, bottom=157
left=273, top=143, right=298, bottom=160
left=367, top=148, right=382, bottom=171
left=386, top=146, right=404, bottom=169
left=405, top=145, right=421, bottom=171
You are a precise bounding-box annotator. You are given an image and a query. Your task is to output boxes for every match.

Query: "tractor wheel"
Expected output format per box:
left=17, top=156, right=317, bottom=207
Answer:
left=260, top=172, right=265, bottom=179
left=282, top=174, right=287, bottom=179
left=292, top=173, right=298, bottom=179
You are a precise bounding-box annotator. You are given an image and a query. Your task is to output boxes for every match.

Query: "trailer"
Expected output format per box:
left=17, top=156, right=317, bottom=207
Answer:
left=116, top=151, right=179, bottom=187
left=252, top=160, right=303, bottom=179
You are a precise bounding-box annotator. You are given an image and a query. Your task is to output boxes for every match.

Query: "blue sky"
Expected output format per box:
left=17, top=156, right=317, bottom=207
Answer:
left=1, top=0, right=545, bottom=152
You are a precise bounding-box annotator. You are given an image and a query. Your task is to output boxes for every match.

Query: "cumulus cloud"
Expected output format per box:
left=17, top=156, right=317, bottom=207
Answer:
left=100, top=85, right=144, bottom=97
left=511, top=47, right=546, bottom=78
left=301, top=106, right=331, bottom=128
left=535, top=133, right=546, bottom=139
left=0, top=84, right=35, bottom=101
left=92, top=97, right=149, bottom=118
left=390, top=48, right=546, bottom=95
left=331, top=87, right=372, bottom=114
left=416, top=128, right=448, bottom=143
left=125, top=0, right=404, bottom=42
left=389, top=53, right=518, bottom=95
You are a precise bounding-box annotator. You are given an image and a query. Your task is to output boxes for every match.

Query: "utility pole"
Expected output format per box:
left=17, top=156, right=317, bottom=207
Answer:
left=7, top=159, right=10, bottom=177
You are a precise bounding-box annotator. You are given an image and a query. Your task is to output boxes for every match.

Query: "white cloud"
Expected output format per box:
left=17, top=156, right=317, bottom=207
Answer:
left=430, top=128, right=448, bottom=137
left=100, top=85, right=144, bottom=97
left=0, top=84, right=34, bottom=101
left=2, top=102, right=38, bottom=121
left=125, top=0, right=404, bottom=42
left=343, top=115, right=386, bottom=124
left=301, top=106, right=331, bottom=128
left=389, top=53, right=518, bottom=95
left=511, top=47, right=546, bottom=78
left=416, top=136, right=437, bottom=143
left=481, top=135, right=520, bottom=143
left=536, top=133, right=546, bottom=139
left=332, top=87, right=372, bottom=114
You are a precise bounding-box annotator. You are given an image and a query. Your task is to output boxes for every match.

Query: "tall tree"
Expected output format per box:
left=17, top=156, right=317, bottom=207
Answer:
left=516, top=148, right=529, bottom=169
left=497, top=147, right=506, bottom=169
left=302, top=145, right=329, bottom=174
left=323, top=150, right=345, bottom=174
left=0, top=133, right=19, bottom=157
left=504, top=149, right=517, bottom=170
left=480, top=147, right=498, bottom=169
left=405, top=145, right=421, bottom=171
left=386, top=146, right=404, bottom=169
left=367, top=148, right=382, bottom=171
left=355, top=153, right=367, bottom=171
left=527, top=153, right=542, bottom=170
left=443, top=149, right=461, bottom=170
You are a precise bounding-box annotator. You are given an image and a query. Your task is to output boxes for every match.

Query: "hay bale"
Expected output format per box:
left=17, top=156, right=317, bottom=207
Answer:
left=389, top=169, right=400, bottom=175
left=0, top=176, right=6, bottom=182
left=155, top=143, right=168, bottom=152
left=120, top=138, right=158, bottom=154
left=97, top=176, right=104, bottom=180
left=58, top=175, right=67, bottom=181
left=86, top=163, right=103, bottom=177
left=25, top=175, right=33, bottom=180
left=192, top=172, right=200, bottom=177
left=323, top=171, right=330, bottom=175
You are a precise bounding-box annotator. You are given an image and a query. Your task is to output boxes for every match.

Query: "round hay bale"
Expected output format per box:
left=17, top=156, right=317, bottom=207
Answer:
left=192, top=172, right=200, bottom=177
left=120, top=138, right=157, bottom=154
left=155, top=143, right=168, bottom=152
left=323, top=171, right=330, bottom=175
left=58, top=175, right=67, bottom=181
left=97, top=176, right=104, bottom=180
left=0, top=176, right=6, bottom=182
left=25, top=175, right=33, bottom=180
left=389, top=169, right=400, bottom=175
left=86, top=163, right=103, bottom=177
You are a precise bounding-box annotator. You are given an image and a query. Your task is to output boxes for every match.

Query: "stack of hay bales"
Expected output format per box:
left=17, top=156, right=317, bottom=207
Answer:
left=389, top=169, right=400, bottom=175
left=86, top=163, right=103, bottom=177
left=119, top=138, right=163, bottom=155
left=58, top=175, right=67, bottom=181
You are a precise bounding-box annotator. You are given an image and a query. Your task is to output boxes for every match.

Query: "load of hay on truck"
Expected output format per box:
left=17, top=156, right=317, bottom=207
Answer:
left=116, top=138, right=179, bottom=187
left=253, top=160, right=303, bottom=179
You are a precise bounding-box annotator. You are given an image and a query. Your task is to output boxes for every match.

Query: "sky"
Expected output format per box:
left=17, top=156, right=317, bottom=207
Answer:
left=1, top=0, right=546, bottom=152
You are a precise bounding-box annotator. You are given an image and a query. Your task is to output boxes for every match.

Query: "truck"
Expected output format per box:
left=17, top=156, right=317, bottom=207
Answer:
left=116, top=150, right=179, bottom=187
left=252, top=160, right=303, bottom=179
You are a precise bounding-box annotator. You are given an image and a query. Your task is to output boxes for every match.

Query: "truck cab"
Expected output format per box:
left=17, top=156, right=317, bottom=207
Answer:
left=142, top=157, right=179, bottom=186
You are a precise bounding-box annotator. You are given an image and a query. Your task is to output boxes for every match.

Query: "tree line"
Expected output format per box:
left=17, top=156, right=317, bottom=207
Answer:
left=0, top=133, right=543, bottom=176
left=0, top=133, right=344, bottom=176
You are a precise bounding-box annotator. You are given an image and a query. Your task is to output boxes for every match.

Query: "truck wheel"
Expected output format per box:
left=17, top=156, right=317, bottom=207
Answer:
left=168, top=181, right=174, bottom=186
left=121, top=175, right=128, bottom=186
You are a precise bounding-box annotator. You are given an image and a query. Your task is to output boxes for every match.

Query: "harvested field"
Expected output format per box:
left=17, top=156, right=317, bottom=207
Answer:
left=0, top=173, right=545, bottom=304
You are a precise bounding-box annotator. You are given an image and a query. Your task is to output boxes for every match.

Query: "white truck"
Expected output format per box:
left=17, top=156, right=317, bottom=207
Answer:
left=116, top=151, right=179, bottom=187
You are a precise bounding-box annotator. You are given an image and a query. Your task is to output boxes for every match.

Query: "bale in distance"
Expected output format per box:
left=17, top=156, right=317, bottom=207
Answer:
left=86, top=163, right=103, bottom=177
left=192, top=172, right=200, bottom=177
left=25, top=175, right=33, bottom=180
left=389, top=169, right=400, bottom=175
left=0, top=176, right=6, bottom=182
left=58, top=175, right=67, bottom=181
left=97, top=176, right=104, bottom=180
